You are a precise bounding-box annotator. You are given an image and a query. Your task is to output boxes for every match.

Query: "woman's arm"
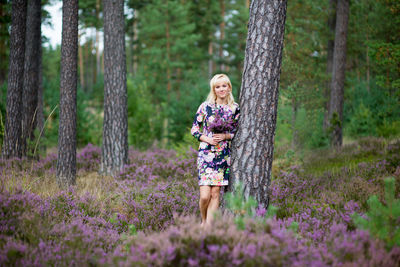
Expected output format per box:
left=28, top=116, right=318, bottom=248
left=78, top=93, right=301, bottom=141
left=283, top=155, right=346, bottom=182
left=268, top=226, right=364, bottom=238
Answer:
left=191, top=103, right=205, bottom=141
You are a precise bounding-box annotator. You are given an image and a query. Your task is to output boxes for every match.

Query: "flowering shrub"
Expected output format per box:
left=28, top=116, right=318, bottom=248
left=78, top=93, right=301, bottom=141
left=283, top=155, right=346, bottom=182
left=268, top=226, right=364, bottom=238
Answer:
left=0, top=139, right=399, bottom=266
left=208, top=111, right=234, bottom=133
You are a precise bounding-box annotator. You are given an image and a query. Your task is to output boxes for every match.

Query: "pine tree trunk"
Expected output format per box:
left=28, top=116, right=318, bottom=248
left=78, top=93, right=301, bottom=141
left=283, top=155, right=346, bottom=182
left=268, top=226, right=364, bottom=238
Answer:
left=21, top=0, right=41, bottom=157
left=95, top=0, right=100, bottom=82
left=228, top=0, right=288, bottom=209
left=208, top=40, right=213, bottom=78
left=323, top=0, right=337, bottom=131
left=2, top=0, right=27, bottom=159
left=37, top=44, right=45, bottom=156
left=57, top=0, right=78, bottom=188
left=100, top=0, right=129, bottom=176
left=219, top=0, right=225, bottom=71
left=0, top=1, right=8, bottom=85
left=133, top=10, right=138, bottom=76
left=328, top=0, right=349, bottom=147
left=78, top=36, right=84, bottom=88
left=291, top=98, right=299, bottom=150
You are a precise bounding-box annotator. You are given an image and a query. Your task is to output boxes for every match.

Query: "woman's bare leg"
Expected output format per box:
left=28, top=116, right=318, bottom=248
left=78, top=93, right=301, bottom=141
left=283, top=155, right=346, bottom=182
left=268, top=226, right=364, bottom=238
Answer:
left=199, top=186, right=211, bottom=226
left=206, top=186, right=221, bottom=226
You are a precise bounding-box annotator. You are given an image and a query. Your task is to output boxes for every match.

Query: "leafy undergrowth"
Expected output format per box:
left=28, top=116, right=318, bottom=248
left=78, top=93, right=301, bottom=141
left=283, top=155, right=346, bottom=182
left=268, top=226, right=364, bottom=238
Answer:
left=0, top=137, right=399, bottom=266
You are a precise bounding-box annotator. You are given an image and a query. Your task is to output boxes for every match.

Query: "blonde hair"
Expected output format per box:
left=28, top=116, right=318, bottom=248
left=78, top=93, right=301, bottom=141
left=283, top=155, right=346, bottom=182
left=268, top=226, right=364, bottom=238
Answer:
left=206, top=74, right=236, bottom=110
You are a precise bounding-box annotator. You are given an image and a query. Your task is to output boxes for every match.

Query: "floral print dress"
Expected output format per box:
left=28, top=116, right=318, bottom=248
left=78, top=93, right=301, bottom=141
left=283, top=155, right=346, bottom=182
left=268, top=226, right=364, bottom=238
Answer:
left=191, top=101, right=240, bottom=186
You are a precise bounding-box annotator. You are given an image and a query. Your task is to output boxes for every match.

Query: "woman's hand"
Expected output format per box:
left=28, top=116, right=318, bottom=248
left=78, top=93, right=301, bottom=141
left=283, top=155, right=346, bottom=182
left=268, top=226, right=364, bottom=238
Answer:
left=206, top=136, right=218, bottom=146
left=199, top=135, right=218, bottom=146
left=213, top=133, right=227, bottom=143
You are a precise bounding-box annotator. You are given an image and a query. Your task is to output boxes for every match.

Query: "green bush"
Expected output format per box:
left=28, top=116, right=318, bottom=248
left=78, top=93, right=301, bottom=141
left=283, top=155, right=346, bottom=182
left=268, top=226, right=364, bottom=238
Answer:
left=352, top=177, right=400, bottom=250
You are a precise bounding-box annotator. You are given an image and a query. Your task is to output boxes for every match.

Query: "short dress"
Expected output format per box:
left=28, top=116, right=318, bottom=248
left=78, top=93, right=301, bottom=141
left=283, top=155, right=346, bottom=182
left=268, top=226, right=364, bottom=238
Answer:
left=191, top=101, right=240, bottom=186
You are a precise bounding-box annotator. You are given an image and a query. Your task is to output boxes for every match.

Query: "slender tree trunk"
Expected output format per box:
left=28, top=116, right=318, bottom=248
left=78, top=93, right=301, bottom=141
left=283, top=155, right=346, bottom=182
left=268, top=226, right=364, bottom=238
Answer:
left=133, top=10, right=138, bottom=76
left=291, top=97, right=298, bottom=150
left=91, top=38, right=96, bottom=89
left=57, top=0, right=78, bottom=188
left=84, top=41, right=89, bottom=91
left=2, top=0, right=27, bottom=159
left=37, top=43, right=45, bottom=156
left=0, top=1, right=9, bottom=85
left=219, top=0, right=225, bottom=71
left=328, top=0, right=349, bottom=147
left=208, top=40, right=213, bottom=78
left=323, top=0, right=337, bottom=131
left=21, top=0, right=41, bottom=157
left=78, top=36, right=85, bottom=88
left=95, top=0, right=100, bottom=82
left=366, top=32, right=370, bottom=92
left=100, top=0, right=128, bottom=176
left=228, top=0, right=288, bottom=209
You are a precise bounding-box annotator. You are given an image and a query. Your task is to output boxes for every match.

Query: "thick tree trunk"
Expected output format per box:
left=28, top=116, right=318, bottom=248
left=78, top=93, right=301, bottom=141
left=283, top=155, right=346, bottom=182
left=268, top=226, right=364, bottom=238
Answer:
left=323, top=0, right=337, bottom=131
left=100, top=0, right=128, bottom=176
left=228, top=0, right=287, bottom=209
left=328, top=0, right=349, bottom=147
left=21, top=0, right=41, bottom=157
left=2, top=0, right=27, bottom=159
left=57, top=0, right=78, bottom=188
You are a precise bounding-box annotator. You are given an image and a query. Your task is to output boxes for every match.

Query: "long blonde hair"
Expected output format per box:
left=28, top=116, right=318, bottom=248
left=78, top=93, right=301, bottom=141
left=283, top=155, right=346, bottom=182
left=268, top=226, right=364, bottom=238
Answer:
left=206, top=74, right=236, bottom=110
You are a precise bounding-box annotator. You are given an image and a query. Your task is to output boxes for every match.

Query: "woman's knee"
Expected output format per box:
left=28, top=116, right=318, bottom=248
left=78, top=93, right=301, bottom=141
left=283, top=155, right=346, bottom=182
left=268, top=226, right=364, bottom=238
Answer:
left=199, top=194, right=210, bottom=204
left=210, top=187, right=220, bottom=200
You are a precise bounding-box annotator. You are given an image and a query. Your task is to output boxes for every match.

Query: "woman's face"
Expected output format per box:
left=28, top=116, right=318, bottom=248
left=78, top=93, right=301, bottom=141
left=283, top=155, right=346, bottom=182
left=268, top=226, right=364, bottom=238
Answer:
left=214, top=80, right=230, bottom=100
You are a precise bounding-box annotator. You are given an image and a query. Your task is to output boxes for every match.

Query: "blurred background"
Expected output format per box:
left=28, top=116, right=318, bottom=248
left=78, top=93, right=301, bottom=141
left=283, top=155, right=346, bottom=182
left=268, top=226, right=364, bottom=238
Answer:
left=0, top=0, right=399, bottom=153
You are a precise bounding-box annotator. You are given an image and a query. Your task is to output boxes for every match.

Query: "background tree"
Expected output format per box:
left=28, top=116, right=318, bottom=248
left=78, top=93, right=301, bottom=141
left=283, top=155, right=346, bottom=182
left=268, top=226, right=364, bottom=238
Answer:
left=323, top=0, right=337, bottom=131
left=228, top=0, right=288, bottom=208
left=2, top=0, right=27, bottom=159
left=57, top=0, right=79, bottom=187
left=100, top=0, right=128, bottom=176
left=0, top=0, right=11, bottom=85
left=328, top=0, right=349, bottom=147
left=21, top=0, right=41, bottom=156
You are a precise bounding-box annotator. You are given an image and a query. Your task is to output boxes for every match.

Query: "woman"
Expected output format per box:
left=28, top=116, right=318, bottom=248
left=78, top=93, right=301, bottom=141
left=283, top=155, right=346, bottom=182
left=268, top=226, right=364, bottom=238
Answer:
left=191, top=73, right=240, bottom=227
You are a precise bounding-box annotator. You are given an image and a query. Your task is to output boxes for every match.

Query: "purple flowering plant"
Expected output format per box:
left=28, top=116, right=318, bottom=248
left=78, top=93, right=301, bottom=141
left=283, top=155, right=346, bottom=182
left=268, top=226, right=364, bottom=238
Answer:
left=0, top=138, right=399, bottom=266
left=208, top=110, right=235, bottom=134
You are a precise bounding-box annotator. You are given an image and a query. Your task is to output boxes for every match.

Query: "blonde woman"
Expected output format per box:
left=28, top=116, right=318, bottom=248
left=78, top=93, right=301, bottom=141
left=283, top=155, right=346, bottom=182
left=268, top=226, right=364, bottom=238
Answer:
left=191, top=74, right=240, bottom=227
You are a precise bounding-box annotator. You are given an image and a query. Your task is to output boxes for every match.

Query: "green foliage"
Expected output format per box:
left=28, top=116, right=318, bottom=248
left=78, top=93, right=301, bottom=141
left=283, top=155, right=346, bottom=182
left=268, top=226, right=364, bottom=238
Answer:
left=127, top=77, right=161, bottom=149
left=352, top=177, right=400, bottom=250
left=225, top=181, right=277, bottom=230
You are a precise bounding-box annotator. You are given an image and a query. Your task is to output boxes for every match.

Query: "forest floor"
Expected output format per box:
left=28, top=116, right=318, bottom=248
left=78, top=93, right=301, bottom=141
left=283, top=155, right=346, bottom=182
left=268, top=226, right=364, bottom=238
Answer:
left=0, top=137, right=399, bottom=266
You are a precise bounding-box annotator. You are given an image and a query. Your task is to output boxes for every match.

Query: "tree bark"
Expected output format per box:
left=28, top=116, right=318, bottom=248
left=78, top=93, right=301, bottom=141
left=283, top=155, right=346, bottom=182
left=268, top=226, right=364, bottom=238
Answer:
left=208, top=40, right=213, bottom=78
left=323, top=0, right=337, bottom=131
left=228, top=0, right=288, bottom=209
left=0, top=1, right=10, bottom=85
left=78, top=35, right=85, bottom=88
left=291, top=97, right=299, bottom=150
left=36, top=43, right=45, bottom=157
left=328, top=0, right=349, bottom=147
left=21, top=0, right=41, bottom=157
left=57, top=0, right=78, bottom=188
left=2, top=0, right=27, bottom=159
left=100, top=0, right=129, bottom=176
left=219, top=0, right=225, bottom=71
